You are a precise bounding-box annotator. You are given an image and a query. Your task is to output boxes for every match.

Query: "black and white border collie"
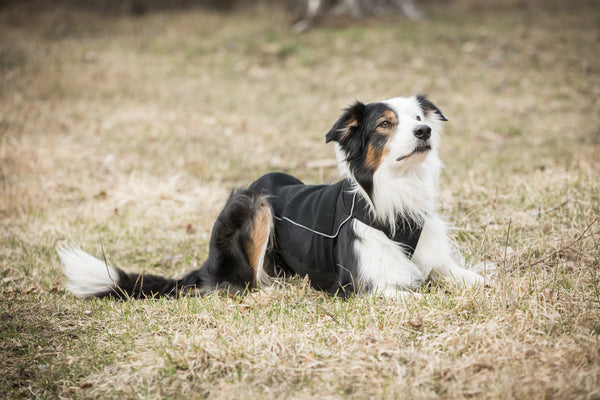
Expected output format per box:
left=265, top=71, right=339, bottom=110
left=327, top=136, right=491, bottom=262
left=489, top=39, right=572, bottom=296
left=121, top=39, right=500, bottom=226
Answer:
left=58, top=94, right=486, bottom=299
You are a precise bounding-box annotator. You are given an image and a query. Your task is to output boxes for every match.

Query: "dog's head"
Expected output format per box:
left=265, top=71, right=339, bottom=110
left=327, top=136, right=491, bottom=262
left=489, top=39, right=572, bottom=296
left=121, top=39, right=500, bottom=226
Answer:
left=326, top=94, right=447, bottom=200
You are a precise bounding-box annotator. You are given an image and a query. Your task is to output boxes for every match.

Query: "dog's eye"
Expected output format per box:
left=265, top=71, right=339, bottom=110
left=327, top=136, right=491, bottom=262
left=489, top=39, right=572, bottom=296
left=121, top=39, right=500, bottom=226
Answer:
left=416, top=116, right=422, bottom=121
left=379, top=121, right=391, bottom=128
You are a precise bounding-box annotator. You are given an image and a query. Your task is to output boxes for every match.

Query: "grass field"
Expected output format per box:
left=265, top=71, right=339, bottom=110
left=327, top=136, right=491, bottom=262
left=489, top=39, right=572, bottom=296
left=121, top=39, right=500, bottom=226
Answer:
left=1, top=1, right=599, bottom=398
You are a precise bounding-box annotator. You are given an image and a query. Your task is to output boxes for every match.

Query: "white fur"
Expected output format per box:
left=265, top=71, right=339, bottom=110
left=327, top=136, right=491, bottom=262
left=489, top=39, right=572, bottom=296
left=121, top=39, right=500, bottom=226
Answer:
left=353, top=220, right=424, bottom=296
left=334, top=143, right=351, bottom=178
left=370, top=155, right=440, bottom=231
left=371, top=96, right=443, bottom=226
left=413, top=214, right=485, bottom=286
left=355, top=214, right=484, bottom=296
left=57, top=244, right=119, bottom=298
left=344, top=95, right=485, bottom=295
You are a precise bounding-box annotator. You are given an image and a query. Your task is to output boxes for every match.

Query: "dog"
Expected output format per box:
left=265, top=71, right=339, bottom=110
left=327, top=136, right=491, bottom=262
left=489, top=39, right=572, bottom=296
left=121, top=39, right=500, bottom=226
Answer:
left=58, top=94, right=486, bottom=299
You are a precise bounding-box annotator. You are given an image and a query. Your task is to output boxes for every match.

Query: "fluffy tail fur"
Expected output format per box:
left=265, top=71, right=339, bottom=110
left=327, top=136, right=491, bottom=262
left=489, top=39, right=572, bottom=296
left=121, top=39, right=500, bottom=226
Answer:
left=57, top=244, right=180, bottom=299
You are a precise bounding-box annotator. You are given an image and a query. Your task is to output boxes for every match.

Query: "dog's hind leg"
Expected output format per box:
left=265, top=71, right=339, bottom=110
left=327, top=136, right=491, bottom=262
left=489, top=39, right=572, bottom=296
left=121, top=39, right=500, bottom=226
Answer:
left=180, top=189, right=274, bottom=295
left=245, top=195, right=275, bottom=288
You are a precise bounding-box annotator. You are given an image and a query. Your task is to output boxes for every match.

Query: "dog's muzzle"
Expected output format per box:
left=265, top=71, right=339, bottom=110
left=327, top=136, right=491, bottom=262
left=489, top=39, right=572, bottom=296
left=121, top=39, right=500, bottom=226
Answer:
left=396, top=125, right=433, bottom=162
left=413, top=142, right=432, bottom=154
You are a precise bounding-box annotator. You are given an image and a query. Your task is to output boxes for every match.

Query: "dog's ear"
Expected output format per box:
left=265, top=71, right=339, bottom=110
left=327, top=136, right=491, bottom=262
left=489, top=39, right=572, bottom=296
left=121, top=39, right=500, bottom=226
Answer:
left=416, top=94, right=448, bottom=122
left=325, top=101, right=366, bottom=143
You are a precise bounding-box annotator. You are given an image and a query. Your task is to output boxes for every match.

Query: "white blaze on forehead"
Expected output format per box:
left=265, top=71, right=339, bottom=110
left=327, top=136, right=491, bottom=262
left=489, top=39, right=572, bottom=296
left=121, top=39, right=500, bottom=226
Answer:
left=379, top=95, right=444, bottom=149
left=381, top=96, right=423, bottom=120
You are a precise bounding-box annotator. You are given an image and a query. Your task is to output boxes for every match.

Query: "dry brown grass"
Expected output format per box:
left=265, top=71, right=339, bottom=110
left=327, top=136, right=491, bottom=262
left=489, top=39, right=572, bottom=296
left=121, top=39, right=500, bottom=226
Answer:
left=1, top=2, right=599, bottom=399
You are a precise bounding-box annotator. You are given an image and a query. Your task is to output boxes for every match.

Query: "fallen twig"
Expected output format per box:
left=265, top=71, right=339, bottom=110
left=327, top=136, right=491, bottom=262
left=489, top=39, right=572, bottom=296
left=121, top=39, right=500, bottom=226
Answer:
left=99, top=237, right=128, bottom=299
left=530, top=195, right=573, bottom=217
left=519, top=217, right=599, bottom=270
left=315, top=303, right=340, bottom=324
left=503, top=218, right=512, bottom=271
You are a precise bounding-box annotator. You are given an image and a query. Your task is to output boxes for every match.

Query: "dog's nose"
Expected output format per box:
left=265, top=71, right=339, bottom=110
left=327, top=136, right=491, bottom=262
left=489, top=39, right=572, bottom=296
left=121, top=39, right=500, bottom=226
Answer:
left=413, top=125, right=432, bottom=140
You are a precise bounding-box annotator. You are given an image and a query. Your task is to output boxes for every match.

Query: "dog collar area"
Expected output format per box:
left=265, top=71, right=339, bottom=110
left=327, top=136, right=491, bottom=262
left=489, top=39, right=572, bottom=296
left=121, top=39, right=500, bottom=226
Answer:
left=340, top=182, right=424, bottom=258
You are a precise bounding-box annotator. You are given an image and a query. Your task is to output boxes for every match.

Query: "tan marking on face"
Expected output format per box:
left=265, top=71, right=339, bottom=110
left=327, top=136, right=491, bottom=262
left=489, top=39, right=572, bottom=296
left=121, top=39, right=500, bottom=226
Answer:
left=245, top=202, right=272, bottom=276
left=365, top=142, right=389, bottom=172
left=374, top=110, right=398, bottom=136
left=364, top=110, right=396, bottom=171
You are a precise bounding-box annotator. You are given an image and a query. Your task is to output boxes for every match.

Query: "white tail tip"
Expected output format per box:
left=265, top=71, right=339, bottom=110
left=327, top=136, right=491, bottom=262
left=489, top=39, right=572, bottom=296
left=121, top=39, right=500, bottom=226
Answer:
left=57, top=244, right=120, bottom=298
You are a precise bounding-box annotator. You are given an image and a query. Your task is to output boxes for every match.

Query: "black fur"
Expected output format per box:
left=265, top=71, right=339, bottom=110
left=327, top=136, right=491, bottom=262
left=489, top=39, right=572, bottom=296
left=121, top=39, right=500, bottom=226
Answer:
left=416, top=94, right=448, bottom=121
left=325, top=101, right=397, bottom=200
left=95, top=269, right=178, bottom=299
left=99, top=189, right=268, bottom=299
left=178, top=189, right=266, bottom=295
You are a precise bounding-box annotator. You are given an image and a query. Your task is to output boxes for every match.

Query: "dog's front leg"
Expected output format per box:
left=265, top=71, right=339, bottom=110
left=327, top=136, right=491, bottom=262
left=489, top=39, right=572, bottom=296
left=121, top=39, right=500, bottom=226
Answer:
left=412, top=215, right=485, bottom=288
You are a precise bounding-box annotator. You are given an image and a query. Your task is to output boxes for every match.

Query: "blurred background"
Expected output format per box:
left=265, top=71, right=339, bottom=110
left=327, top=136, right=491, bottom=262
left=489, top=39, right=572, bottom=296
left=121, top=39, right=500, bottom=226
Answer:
left=1, top=0, right=598, bottom=234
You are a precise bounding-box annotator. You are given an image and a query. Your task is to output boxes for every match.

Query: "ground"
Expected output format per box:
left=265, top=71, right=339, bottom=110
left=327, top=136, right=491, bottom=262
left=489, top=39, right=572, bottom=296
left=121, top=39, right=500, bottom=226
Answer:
left=1, top=1, right=599, bottom=399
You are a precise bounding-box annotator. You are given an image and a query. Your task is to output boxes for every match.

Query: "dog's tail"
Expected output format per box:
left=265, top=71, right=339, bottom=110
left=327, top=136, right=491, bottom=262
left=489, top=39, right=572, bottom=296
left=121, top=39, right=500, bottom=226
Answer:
left=57, top=189, right=275, bottom=299
left=57, top=245, right=182, bottom=299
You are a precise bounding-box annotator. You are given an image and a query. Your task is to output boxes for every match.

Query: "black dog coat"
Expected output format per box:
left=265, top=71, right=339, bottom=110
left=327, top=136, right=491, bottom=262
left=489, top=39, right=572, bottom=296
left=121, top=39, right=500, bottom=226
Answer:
left=250, top=173, right=423, bottom=288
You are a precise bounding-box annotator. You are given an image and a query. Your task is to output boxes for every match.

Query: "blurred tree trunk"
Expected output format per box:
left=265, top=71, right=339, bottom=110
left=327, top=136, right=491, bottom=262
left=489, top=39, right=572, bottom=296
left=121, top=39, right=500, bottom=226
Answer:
left=291, top=0, right=423, bottom=33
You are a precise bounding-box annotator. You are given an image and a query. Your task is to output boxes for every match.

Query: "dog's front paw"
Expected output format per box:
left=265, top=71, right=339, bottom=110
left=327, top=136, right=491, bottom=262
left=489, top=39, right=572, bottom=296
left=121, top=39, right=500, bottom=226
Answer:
left=470, top=261, right=497, bottom=286
left=374, top=284, right=422, bottom=300
left=444, top=266, right=487, bottom=288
